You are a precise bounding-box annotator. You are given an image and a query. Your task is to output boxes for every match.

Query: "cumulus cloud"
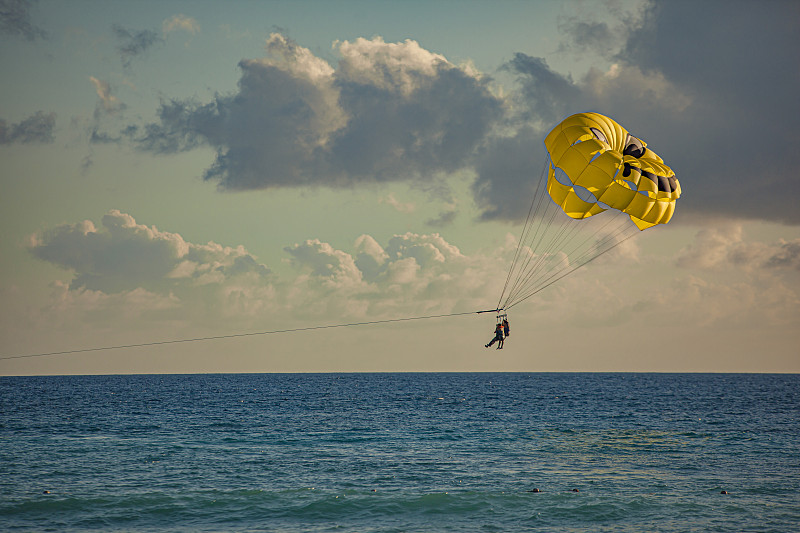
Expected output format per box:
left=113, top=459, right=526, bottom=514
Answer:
left=283, top=231, right=501, bottom=319
left=129, top=33, right=504, bottom=191
left=285, top=239, right=363, bottom=289
left=113, top=23, right=164, bottom=68
left=0, top=0, right=46, bottom=40
left=677, top=224, right=800, bottom=272
left=327, top=37, right=503, bottom=183
left=0, top=111, right=55, bottom=144
left=26, top=211, right=512, bottom=327
left=28, top=210, right=272, bottom=294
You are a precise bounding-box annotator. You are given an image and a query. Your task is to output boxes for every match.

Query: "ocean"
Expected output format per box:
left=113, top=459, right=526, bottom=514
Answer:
left=1, top=373, right=798, bottom=532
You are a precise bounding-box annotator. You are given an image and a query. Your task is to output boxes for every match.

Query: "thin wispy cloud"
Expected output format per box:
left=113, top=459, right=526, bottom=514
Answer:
left=112, top=23, right=164, bottom=68
left=0, top=111, right=55, bottom=144
left=89, top=76, right=125, bottom=117
left=0, top=0, right=46, bottom=41
left=380, top=193, right=416, bottom=214
left=163, top=14, right=200, bottom=35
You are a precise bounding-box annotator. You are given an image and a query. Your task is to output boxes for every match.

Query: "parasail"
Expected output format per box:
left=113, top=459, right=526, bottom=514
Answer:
left=545, top=112, right=680, bottom=230
left=496, top=112, right=680, bottom=312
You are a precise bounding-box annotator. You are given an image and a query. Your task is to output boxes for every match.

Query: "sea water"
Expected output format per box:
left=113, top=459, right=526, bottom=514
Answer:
left=1, top=373, right=798, bottom=532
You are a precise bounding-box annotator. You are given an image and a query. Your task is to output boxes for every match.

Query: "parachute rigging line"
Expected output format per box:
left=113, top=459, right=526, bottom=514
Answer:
left=0, top=310, right=482, bottom=361
left=496, top=154, right=641, bottom=311
left=495, top=158, right=549, bottom=311
left=505, top=228, right=638, bottom=310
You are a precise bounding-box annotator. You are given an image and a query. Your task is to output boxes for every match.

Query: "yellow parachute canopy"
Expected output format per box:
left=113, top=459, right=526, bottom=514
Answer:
left=544, top=112, right=680, bottom=230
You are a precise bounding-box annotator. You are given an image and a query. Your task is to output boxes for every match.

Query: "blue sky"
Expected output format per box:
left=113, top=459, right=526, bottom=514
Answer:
left=1, top=0, right=799, bottom=375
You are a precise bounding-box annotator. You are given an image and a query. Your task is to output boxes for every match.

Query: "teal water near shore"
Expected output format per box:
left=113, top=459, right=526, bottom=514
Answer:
left=2, top=372, right=798, bottom=531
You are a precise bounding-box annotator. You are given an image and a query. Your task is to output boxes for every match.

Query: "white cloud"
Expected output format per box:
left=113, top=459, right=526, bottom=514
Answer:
left=335, top=37, right=448, bottom=95
left=386, top=257, right=420, bottom=284
left=677, top=223, right=800, bottom=272
left=380, top=193, right=415, bottom=213
left=280, top=231, right=497, bottom=320
left=46, top=281, right=180, bottom=321
left=354, top=234, right=388, bottom=263
left=89, top=76, right=124, bottom=116
left=265, top=33, right=335, bottom=81
left=29, top=210, right=272, bottom=295
left=385, top=232, right=459, bottom=266
left=284, top=238, right=363, bottom=289
left=163, top=14, right=200, bottom=35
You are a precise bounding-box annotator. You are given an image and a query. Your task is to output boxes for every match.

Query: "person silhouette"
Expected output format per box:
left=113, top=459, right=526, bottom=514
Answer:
left=485, top=323, right=504, bottom=349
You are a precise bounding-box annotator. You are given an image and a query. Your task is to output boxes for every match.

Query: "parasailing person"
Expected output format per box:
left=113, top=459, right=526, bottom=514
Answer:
left=485, top=322, right=504, bottom=349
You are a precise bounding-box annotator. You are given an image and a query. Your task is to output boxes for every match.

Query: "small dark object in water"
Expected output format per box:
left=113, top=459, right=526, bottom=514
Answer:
left=42, top=491, right=50, bottom=494
left=527, top=488, right=541, bottom=493
left=720, top=490, right=728, bottom=494
left=571, top=488, right=579, bottom=492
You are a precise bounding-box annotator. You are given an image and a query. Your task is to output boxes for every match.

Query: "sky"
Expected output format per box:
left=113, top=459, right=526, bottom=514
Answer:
left=1, top=0, right=799, bottom=375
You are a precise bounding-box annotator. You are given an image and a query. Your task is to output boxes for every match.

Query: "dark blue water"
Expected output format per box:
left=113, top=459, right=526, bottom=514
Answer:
left=1, top=373, right=798, bottom=531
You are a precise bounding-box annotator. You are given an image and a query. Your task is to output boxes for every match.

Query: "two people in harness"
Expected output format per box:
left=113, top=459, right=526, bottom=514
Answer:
left=485, top=318, right=509, bottom=349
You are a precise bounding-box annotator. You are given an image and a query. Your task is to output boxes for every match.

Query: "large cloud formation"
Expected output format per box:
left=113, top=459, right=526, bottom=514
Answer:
left=130, top=34, right=504, bottom=190
left=28, top=211, right=504, bottom=325
left=118, top=2, right=799, bottom=227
